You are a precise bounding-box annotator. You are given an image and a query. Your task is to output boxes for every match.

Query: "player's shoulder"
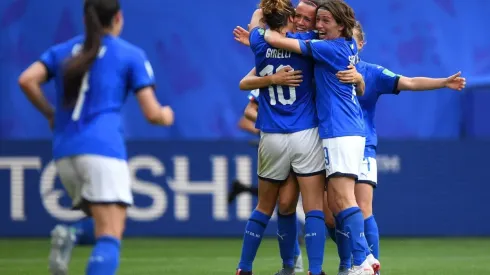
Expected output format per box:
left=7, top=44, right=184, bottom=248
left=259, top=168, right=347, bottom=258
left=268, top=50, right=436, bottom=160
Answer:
left=367, top=62, right=398, bottom=78
left=361, top=61, right=382, bottom=71
left=249, top=27, right=267, bottom=47
left=109, top=37, right=147, bottom=58
left=49, top=35, right=84, bottom=55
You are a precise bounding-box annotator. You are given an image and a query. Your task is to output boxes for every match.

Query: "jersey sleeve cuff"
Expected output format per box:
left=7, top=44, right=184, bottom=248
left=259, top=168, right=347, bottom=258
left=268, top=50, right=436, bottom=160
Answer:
left=38, top=60, right=54, bottom=81
left=392, top=75, right=401, bottom=95
left=133, top=84, right=156, bottom=94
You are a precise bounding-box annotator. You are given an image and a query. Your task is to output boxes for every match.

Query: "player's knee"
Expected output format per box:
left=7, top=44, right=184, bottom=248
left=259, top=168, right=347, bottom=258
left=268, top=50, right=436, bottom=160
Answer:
left=356, top=198, right=373, bottom=219
left=328, top=178, right=357, bottom=212
left=277, top=203, right=296, bottom=215
left=277, top=196, right=296, bottom=215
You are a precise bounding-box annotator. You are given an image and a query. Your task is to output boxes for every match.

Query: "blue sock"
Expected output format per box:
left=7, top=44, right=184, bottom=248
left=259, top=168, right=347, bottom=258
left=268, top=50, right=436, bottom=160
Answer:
left=335, top=216, right=352, bottom=269
left=71, top=218, right=96, bottom=245
left=294, top=239, right=301, bottom=257
left=277, top=212, right=297, bottom=267
left=337, top=207, right=369, bottom=266
left=86, top=235, right=120, bottom=275
left=326, top=224, right=337, bottom=243
left=364, top=215, right=379, bottom=259
left=237, top=210, right=271, bottom=271
left=304, top=210, right=326, bottom=275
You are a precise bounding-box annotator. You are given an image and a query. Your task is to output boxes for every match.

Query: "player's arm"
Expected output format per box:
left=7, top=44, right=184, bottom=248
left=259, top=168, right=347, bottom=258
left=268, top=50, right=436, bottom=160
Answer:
left=136, top=88, right=174, bottom=126
left=238, top=116, right=259, bottom=134
left=264, top=30, right=302, bottom=54
left=376, top=67, right=466, bottom=95
left=130, top=51, right=174, bottom=126
left=249, top=9, right=265, bottom=31
left=244, top=99, right=258, bottom=122
left=336, top=64, right=365, bottom=96
left=397, top=72, right=466, bottom=91
left=18, top=62, right=55, bottom=123
left=239, top=67, right=303, bottom=90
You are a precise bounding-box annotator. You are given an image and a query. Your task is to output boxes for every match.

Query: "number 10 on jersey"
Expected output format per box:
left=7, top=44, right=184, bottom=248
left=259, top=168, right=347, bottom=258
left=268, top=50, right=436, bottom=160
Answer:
left=259, top=65, right=297, bottom=106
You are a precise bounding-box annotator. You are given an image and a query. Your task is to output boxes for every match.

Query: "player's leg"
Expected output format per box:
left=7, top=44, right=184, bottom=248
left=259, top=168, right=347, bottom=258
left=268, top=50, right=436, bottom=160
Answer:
left=74, top=155, right=132, bottom=275
left=71, top=218, right=96, bottom=245
left=323, top=191, right=336, bottom=243
left=324, top=136, right=374, bottom=275
left=50, top=158, right=80, bottom=275
left=291, top=128, right=327, bottom=275
left=236, top=133, right=289, bottom=275
left=276, top=174, right=301, bottom=274
left=356, top=157, right=380, bottom=273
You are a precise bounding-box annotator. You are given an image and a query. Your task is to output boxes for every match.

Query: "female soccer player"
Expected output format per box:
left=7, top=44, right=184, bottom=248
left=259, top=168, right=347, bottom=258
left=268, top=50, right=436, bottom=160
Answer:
left=230, top=88, right=307, bottom=274
left=264, top=1, right=376, bottom=274
left=332, top=21, right=466, bottom=275
left=18, top=0, right=173, bottom=274
left=235, top=1, right=327, bottom=274
left=233, top=2, right=320, bottom=273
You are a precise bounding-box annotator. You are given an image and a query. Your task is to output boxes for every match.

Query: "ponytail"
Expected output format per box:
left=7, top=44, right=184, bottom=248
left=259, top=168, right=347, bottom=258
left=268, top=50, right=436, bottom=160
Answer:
left=62, top=4, right=103, bottom=107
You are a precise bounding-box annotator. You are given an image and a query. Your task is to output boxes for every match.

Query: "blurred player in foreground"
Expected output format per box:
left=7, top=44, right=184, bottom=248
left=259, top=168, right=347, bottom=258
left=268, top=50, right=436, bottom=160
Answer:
left=331, top=21, right=465, bottom=275
left=18, top=0, right=173, bottom=274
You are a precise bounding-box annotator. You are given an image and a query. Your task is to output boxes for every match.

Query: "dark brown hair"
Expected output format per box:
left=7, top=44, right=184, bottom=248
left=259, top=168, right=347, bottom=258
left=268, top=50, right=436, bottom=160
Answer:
left=317, top=0, right=356, bottom=38
left=62, top=0, right=120, bottom=107
left=260, top=0, right=295, bottom=31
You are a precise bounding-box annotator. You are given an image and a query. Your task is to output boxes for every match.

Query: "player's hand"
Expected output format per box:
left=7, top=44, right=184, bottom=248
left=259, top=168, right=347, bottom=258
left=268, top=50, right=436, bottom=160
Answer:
left=233, top=26, right=250, bottom=47
left=336, top=64, right=362, bottom=84
left=161, top=106, right=174, bottom=126
left=271, top=66, right=303, bottom=87
left=444, top=71, right=466, bottom=91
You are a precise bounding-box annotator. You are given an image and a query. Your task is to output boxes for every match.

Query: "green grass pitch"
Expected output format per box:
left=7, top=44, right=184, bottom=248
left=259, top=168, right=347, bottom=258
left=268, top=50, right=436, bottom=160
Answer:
left=0, top=238, right=489, bottom=274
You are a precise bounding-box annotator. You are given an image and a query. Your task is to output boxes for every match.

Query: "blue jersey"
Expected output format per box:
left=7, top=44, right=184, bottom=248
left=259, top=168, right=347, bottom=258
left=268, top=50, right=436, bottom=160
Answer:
left=40, top=35, right=155, bottom=160
left=299, top=38, right=364, bottom=139
left=357, top=61, right=400, bottom=158
left=249, top=28, right=317, bottom=133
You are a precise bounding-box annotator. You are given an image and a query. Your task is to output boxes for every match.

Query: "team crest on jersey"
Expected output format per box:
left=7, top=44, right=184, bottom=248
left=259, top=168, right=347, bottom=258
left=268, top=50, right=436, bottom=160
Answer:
left=258, top=28, right=265, bottom=36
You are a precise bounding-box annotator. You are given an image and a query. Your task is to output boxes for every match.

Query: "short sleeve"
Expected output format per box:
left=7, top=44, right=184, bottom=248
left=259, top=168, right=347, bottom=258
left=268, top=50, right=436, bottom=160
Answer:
left=249, top=27, right=267, bottom=54
left=374, top=65, right=401, bottom=95
left=39, top=47, right=57, bottom=80
left=128, top=49, right=156, bottom=93
left=299, top=39, right=335, bottom=63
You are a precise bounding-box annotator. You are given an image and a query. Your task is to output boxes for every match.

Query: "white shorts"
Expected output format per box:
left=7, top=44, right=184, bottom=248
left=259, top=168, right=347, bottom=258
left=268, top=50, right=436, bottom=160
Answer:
left=322, top=136, right=365, bottom=179
left=258, top=127, right=325, bottom=182
left=358, top=157, right=378, bottom=187
left=56, top=155, right=133, bottom=211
